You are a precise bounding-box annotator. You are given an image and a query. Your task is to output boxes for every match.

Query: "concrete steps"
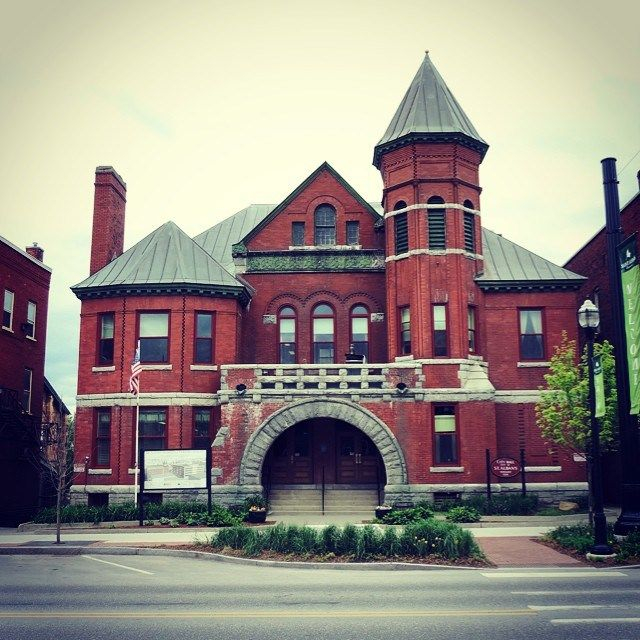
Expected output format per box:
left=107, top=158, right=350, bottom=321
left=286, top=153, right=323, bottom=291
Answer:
left=268, top=488, right=378, bottom=515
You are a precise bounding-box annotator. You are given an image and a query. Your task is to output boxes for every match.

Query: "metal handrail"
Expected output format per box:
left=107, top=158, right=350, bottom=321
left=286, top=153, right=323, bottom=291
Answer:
left=321, top=466, right=325, bottom=515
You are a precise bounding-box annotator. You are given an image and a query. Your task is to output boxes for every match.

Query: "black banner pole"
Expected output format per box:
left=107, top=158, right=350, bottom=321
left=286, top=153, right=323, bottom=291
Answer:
left=485, top=449, right=492, bottom=504
left=520, top=448, right=526, bottom=496
left=138, top=450, right=144, bottom=526
left=207, top=448, right=212, bottom=515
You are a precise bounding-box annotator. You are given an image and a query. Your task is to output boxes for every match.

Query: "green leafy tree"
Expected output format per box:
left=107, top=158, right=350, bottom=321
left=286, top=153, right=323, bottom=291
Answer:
left=536, top=332, right=618, bottom=456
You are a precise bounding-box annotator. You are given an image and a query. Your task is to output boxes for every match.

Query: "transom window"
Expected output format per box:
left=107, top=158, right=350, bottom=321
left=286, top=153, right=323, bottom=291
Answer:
left=519, top=309, right=544, bottom=360
left=399, top=306, right=411, bottom=355
left=278, top=306, right=297, bottom=364
left=3, top=290, right=14, bottom=329
left=139, top=312, right=169, bottom=363
left=433, top=304, right=448, bottom=357
left=434, top=405, right=457, bottom=464
left=96, top=409, right=111, bottom=466
left=138, top=408, right=167, bottom=458
left=428, top=196, right=446, bottom=250
left=195, top=312, right=214, bottom=364
left=98, top=313, right=115, bottom=365
left=26, top=301, right=36, bottom=338
left=312, top=303, right=335, bottom=364
left=314, top=204, right=336, bottom=246
left=193, top=408, right=212, bottom=449
left=350, top=305, right=369, bottom=360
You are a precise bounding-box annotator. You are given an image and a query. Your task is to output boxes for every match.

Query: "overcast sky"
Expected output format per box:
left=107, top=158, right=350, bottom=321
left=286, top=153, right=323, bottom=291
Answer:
left=1, top=0, right=638, bottom=413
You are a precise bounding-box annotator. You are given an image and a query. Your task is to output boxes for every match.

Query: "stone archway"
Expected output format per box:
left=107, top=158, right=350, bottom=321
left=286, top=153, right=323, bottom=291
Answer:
left=238, top=398, right=407, bottom=486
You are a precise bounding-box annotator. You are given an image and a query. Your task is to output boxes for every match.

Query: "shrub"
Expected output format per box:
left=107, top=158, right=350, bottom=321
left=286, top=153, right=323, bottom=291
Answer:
left=445, top=506, right=481, bottom=523
left=380, top=504, right=434, bottom=525
left=546, top=524, right=604, bottom=554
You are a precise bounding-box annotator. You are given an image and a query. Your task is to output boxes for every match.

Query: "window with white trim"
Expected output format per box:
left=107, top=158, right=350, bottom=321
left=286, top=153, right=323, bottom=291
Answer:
left=434, top=405, right=457, bottom=464
left=519, top=309, right=544, bottom=360
left=139, top=312, right=169, bottom=363
left=3, top=290, right=14, bottom=329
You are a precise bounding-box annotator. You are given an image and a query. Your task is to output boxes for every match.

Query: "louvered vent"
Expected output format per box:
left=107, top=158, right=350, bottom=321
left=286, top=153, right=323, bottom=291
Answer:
left=394, top=213, right=408, bottom=254
left=464, top=212, right=475, bottom=253
left=428, top=211, right=446, bottom=250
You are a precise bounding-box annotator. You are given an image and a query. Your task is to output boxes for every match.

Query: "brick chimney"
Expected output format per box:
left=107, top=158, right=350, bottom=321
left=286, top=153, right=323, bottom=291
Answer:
left=90, top=166, right=126, bottom=275
left=26, top=242, right=44, bottom=261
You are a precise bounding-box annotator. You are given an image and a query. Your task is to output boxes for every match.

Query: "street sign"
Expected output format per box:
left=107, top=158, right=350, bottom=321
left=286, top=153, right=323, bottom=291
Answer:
left=490, top=457, right=521, bottom=478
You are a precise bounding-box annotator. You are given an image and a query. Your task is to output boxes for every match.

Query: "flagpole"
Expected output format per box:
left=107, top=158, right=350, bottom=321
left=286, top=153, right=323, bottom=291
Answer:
left=134, top=386, right=140, bottom=505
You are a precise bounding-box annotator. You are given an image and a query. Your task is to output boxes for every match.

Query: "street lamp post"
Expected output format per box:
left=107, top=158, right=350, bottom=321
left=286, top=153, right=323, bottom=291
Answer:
left=578, top=299, right=614, bottom=557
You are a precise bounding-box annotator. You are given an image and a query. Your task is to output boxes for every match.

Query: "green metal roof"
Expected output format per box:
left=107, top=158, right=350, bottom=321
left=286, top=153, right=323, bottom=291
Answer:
left=72, top=221, right=248, bottom=302
left=373, top=53, right=488, bottom=167
left=477, top=228, right=585, bottom=290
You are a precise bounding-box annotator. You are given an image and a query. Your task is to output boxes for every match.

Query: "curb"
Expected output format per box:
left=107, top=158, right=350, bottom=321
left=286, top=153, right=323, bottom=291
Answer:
left=0, top=545, right=479, bottom=570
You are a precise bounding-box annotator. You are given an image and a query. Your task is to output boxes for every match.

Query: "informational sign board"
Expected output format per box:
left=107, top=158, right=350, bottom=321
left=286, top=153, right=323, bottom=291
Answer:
left=490, top=457, right=521, bottom=478
left=619, top=234, right=639, bottom=415
left=142, top=449, right=208, bottom=490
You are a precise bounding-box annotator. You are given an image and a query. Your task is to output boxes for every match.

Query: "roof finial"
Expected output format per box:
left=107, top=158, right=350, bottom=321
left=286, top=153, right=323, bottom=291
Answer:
left=425, top=50, right=429, bottom=55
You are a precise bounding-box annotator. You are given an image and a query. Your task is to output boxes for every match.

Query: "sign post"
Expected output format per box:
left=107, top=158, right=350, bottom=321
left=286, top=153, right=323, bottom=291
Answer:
left=485, top=449, right=492, bottom=504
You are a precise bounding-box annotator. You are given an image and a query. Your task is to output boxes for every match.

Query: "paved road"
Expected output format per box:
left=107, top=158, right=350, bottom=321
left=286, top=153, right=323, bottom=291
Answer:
left=1, top=554, right=639, bottom=639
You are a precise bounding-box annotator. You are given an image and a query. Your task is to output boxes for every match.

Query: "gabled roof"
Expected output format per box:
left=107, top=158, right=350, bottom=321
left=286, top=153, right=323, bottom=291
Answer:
left=72, top=221, right=249, bottom=303
left=477, top=228, right=585, bottom=290
left=235, top=162, right=382, bottom=249
left=373, top=52, right=488, bottom=167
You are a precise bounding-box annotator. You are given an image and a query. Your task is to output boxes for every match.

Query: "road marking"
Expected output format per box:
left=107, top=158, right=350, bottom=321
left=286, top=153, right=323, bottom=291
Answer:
left=530, top=605, right=635, bottom=611
left=513, top=589, right=638, bottom=595
left=482, top=571, right=626, bottom=578
left=0, top=609, right=536, bottom=619
left=82, top=556, right=154, bottom=575
left=551, top=618, right=640, bottom=625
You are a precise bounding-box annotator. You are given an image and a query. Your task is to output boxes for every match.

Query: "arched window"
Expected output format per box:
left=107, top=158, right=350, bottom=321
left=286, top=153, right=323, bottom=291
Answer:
left=463, top=199, right=476, bottom=253
left=427, top=196, right=446, bottom=250
left=314, top=204, right=336, bottom=246
left=312, top=303, right=335, bottom=364
left=278, top=306, right=297, bottom=364
left=350, top=305, right=369, bottom=361
left=394, top=200, right=407, bottom=211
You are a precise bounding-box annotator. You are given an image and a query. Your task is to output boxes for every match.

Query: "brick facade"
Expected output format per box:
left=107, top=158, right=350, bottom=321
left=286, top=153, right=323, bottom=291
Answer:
left=72, top=58, right=591, bottom=507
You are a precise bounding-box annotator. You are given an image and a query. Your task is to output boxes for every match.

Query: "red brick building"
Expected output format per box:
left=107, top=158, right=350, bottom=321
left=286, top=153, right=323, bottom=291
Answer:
left=0, top=236, right=51, bottom=524
left=71, top=55, right=588, bottom=508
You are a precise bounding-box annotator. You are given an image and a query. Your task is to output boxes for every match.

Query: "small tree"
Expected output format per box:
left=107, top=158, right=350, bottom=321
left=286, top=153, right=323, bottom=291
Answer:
left=536, top=333, right=617, bottom=514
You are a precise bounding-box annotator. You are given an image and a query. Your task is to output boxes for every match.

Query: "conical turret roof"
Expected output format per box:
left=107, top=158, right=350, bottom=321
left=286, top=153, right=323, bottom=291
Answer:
left=373, top=52, right=488, bottom=167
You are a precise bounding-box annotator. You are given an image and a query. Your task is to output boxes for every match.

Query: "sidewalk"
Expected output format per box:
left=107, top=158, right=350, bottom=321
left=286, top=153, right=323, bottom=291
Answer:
left=0, top=511, right=607, bottom=568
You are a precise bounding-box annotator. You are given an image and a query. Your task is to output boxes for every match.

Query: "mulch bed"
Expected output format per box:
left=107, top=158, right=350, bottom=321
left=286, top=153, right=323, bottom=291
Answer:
left=536, top=537, right=639, bottom=566
left=150, top=543, right=492, bottom=567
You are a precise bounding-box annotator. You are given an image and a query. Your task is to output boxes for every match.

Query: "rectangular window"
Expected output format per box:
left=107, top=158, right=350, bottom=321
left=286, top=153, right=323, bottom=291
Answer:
left=346, top=221, right=360, bottom=246
left=23, top=367, right=32, bottom=413
left=433, top=304, right=447, bottom=356
left=313, top=317, right=335, bottom=364
left=25, top=301, right=36, bottom=338
left=468, top=307, right=476, bottom=354
left=139, top=312, right=169, bottom=363
left=428, top=210, right=446, bottom=249
left=3, top=290, right=14, bottom=329
left=138, top=408, right=167, bottom=458
left=434, top=405, right=457, bottom=464
left=519, top=309, right=544, bottom=360
left=98, top=313, right=115, bottom=365
left=464, top=212, right=476, bottom=253
left=193, top=408, right=212, bottom=449
left=292, top=222, right=305, bottom=246
left=394, top=213, right=408, bottom=255
left=195, top=312, right=213, bottom=363
left=400, top=306, right=411, bottom=355
left=96, top=409, right=111, bottom=466
left=279, top=317, right=296, bottom=364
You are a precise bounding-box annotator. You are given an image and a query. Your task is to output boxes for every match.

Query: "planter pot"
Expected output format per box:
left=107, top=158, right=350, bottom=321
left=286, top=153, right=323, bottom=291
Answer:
left=375, top=508, right=392, bottom=519
left=247, top=510, right=267, bottom=523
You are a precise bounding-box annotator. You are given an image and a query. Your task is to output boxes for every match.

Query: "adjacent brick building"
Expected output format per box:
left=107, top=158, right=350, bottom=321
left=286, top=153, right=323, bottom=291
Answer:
left=0, top=236, right=51, bottom=525
left=71, top=54, right=589, bottom=508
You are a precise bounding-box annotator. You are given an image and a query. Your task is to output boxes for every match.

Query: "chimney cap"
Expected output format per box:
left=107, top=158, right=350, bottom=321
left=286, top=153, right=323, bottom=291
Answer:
left=95, top=166, right=126, bottom=190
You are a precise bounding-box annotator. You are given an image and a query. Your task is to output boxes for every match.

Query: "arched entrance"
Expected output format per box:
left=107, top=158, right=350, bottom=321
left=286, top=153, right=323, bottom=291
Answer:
left=238, top=398, right=407, bottom=488
left=263, top=419, right=386, bottom=486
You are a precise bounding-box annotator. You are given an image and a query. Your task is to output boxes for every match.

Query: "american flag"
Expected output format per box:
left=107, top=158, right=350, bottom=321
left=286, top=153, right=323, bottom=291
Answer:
left=129, top=342, right=142, bottom=395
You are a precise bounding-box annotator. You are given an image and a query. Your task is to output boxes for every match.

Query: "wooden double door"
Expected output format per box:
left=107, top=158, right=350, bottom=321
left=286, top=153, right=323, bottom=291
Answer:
left=265, top=419, right=384, bottom=485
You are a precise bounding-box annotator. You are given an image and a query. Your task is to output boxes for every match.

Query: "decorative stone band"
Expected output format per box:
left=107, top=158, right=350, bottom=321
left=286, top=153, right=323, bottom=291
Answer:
left=88, top=468, right=112, bottom=475
left=429, top=467, right=464, bottom=473
left=384, top=202, right=480, bottom=218
left=92, top=366, right=115, bottom=372
left=76, top=392, right=218, bottom=407
left=386, top=247, right=483, bottom=262
left=189, top=365, right=218, bottom=371
left=517, top=361, right=551, bottom=368
left=524, top=466, right=562, bottom=472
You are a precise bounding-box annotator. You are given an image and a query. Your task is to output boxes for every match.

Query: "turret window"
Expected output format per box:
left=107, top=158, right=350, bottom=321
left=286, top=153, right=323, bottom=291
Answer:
left=433, top=304, right=448, bottom=357
left=394, top=213, right=408, bottom=255
left=463, top=200, right=476, bottom=253
left=139, top=312, right=169, bottom=363
left=399, top=306, right=411, bottom=355
left=195, top=312, right=214, bottom=363
left=98, top=313, right=115, bottom=365
left=314, top=204, right=336, bottom=246
left=428, top=196, right=446, bottom=250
